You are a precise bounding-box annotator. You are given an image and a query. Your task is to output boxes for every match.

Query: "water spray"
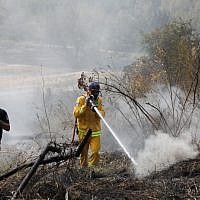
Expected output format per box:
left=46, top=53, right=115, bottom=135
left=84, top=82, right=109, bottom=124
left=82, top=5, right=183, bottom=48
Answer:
left=89, top=98, right=138, bottom=166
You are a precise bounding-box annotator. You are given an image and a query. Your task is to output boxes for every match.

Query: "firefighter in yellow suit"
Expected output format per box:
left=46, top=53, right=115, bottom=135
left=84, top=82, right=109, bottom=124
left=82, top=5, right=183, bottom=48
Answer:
left=73, top=82, right=105, bottom=167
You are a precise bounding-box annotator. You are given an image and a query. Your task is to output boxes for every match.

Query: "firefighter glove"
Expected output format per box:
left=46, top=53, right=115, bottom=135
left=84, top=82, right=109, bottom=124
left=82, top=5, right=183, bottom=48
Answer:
left=85, top=96, right=91, bottom=107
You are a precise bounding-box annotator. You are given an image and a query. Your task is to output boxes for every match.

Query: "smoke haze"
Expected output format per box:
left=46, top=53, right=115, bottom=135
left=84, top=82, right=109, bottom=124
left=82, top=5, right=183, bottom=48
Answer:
left=0, top=0, right=200, bottom=70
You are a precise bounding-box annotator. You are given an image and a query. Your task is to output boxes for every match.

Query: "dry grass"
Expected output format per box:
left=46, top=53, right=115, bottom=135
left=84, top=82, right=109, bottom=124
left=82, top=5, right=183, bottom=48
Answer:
left=0, top=152, right=200, bottom=200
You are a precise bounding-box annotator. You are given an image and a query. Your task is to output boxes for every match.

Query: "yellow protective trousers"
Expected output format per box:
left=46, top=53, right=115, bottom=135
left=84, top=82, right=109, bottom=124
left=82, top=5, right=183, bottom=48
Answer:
left=78, top=133, right=100, bottom=167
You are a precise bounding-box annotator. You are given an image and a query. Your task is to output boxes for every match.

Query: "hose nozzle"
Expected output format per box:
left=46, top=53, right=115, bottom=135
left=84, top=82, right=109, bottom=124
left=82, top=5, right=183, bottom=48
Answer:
left=88, top=95, right=97, bottom=112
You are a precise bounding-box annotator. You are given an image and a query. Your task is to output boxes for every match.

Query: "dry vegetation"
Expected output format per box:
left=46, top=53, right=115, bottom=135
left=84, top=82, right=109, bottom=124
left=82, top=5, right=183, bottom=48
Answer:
left=116, top=20, right=200, bottom=101
left=0, top=152, right=200, bottom=199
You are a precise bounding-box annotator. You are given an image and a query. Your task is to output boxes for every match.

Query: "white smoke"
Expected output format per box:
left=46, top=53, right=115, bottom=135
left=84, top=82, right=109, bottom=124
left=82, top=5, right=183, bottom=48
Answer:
left=135, top=130, right=198, bottom=178
left=132, top=85, right=200, bottom=177
left=103, top=83, right=200, bottom=176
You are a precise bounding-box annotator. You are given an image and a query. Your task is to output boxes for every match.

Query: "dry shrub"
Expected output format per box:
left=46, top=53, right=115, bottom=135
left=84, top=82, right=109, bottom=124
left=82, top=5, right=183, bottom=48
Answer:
left=123, top=56, right=166, bottom=98
left=143, top=19, right=200, bottom=94
left=122, top=20, right=200, bottom=99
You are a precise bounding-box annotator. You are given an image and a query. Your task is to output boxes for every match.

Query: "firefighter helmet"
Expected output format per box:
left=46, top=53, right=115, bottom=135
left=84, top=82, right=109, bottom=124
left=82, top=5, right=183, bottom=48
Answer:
left=88, top=82, right=100, bottom=91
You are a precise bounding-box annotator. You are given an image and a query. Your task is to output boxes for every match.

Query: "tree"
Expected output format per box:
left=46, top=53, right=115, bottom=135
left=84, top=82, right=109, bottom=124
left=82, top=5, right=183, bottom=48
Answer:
left=143, top=20, right=200, bottom=93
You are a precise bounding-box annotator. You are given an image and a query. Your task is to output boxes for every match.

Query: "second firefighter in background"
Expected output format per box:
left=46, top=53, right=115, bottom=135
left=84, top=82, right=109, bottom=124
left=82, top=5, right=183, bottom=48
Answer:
left=73, top=82, right=105, bottom=167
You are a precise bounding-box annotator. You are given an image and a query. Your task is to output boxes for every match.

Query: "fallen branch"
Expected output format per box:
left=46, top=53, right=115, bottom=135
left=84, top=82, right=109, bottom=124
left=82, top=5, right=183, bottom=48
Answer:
left=0, top=129, right=91, bottom=199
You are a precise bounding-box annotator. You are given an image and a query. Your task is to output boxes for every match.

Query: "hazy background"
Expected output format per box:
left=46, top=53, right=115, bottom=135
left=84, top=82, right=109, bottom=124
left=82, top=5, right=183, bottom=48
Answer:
left=0, top=0, right=200, bottom=147
left=1, top=0, right=200, bottom=71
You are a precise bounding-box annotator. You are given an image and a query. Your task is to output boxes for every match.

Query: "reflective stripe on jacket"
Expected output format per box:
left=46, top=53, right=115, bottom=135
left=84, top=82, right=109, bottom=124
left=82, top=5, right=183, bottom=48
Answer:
left=78, top=128, right=101, bottom=137
left=73, top=95, right=105, bottom=137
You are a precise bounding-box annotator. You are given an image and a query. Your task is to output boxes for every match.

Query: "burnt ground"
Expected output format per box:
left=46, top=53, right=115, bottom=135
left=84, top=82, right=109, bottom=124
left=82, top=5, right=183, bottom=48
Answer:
left=0, top=152, right=200, bottom=200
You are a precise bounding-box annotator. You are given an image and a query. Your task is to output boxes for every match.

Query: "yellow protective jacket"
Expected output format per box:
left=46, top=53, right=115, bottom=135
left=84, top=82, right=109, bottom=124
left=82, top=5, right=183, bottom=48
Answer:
left=73, top=95, right=105, bottom=136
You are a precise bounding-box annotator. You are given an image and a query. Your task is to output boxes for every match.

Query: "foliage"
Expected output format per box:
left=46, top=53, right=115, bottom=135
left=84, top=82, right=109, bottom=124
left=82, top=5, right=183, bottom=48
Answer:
left=123, top=56, right=166, bottom=98
left=143, top=19, right=200, bottom=92
left=122, top=20, right=200, bottom=97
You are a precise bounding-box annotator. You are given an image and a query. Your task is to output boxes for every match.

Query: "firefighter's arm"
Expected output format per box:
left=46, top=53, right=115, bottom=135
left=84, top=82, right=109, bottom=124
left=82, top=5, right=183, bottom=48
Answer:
left=0, top=120, right=10, bottom=131
left=97, top=98, right=105, bottom=118
left=73, top=96, right=89, bottom=118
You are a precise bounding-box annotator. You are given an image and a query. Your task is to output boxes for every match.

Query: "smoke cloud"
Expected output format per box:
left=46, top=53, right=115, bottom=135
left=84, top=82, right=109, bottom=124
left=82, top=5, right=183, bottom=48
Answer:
left=135, top=131, right=198, bottom=177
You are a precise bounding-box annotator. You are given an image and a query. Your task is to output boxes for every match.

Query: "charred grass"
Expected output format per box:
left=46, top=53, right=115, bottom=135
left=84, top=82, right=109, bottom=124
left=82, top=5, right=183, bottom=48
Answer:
left=0, top=152, right=200, bottom=200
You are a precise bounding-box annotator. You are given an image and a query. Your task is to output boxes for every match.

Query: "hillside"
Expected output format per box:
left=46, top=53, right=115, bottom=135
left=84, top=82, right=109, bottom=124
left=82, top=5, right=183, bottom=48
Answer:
left=0, top=152, right=200, bottom=200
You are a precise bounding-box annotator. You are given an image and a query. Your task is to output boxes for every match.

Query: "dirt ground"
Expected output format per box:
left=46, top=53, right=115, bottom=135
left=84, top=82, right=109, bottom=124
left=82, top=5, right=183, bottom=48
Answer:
left=0, top=152, right=200, bottom=200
